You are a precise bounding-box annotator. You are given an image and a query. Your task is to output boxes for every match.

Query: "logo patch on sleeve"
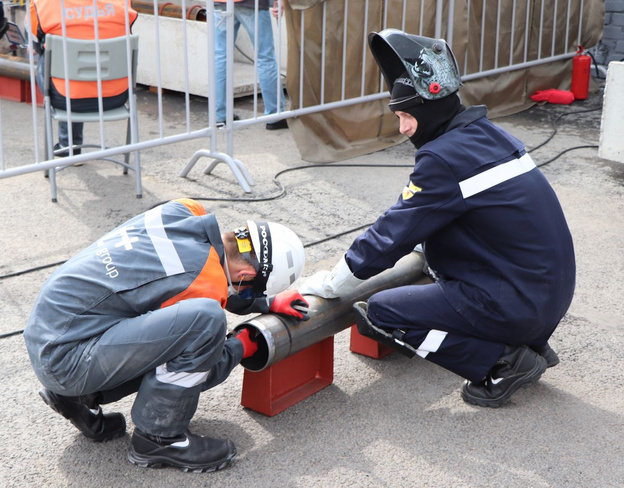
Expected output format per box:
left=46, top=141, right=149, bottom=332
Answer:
left=402, top=181, right=422, bottom=200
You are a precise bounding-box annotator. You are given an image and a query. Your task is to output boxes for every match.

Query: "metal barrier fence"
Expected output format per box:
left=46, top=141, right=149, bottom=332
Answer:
left=0, top=0, right=590, bottom=199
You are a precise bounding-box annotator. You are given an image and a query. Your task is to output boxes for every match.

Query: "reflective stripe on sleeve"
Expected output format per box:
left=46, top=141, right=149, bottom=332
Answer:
left=144, top=207, right=185, bottom=276
left=416, top=329, right=448, bottom=359
left=459, top=153, right=536, bottom=199
left=155, top=363, right=209, bottom=388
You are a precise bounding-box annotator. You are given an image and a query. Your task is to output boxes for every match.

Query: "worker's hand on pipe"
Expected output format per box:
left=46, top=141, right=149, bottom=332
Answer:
left=270, top=290, right=310, bottom=320
left=230, top=327, right=258, bottom=359
left=299, top=256, right=364, bottom=299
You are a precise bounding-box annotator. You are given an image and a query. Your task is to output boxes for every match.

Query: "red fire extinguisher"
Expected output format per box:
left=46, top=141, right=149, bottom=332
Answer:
left=571, top=45, right=591, bottom=100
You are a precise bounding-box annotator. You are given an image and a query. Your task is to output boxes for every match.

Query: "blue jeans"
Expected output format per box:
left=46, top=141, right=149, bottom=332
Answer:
left=214, top=6, right=285, bottom=122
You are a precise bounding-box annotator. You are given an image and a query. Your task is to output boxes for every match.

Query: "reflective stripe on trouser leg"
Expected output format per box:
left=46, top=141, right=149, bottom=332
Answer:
left=367, top=283, right=504, bottom=382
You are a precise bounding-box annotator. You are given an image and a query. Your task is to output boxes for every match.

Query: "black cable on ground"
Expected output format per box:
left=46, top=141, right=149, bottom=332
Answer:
left=148, top=163, right=414, bottom=209
left=0, top=330, right=24, bottom=339
left=527, top=106, right=601, bottom=153
left=535, top=145, right=599, bottom=167
left=0, top=260, right=67, bottom=280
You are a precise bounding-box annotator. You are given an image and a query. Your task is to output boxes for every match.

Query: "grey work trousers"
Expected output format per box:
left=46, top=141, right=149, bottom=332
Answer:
left=29, top=298, right=243, bottom=437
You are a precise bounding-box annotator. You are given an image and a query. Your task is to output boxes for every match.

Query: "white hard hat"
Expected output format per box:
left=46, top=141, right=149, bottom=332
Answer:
left=247, top=220, right=305, bottom=297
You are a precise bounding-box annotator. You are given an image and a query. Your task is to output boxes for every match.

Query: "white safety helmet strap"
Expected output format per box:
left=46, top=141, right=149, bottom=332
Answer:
left=250, top=220, right=274, bottom=295
left=247, top=220, right=305, bottom=297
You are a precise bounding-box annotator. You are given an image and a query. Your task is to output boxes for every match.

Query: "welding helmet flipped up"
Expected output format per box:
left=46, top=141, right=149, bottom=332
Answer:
left=235, top=221, right=305, bottom=298
left=368, top=28, right=462, bottom=101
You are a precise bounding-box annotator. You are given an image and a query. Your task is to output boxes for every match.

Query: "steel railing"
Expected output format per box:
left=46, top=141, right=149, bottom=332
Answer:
left=0, top=0, right=589, bottom=198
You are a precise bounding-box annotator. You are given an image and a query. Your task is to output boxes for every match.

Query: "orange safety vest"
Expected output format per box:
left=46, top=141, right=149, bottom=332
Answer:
left=30, top=0, right=138, bottom=100
left=160, top=199, right=229, bottom=310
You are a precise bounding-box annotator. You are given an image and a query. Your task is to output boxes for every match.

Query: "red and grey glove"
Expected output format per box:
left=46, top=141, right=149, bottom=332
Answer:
left=232, top=328, right=258, bottom=359
left=269, top=290, right=310, bottom=321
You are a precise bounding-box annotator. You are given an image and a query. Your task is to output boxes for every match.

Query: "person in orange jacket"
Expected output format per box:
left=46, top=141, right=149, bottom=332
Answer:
left=30, top=0, right=138, bottom=156
left=24, top=199, right=309, bottom=472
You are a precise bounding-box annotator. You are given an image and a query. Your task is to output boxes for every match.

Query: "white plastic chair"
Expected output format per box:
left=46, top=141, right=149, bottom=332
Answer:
left=43, top=34, right=141, bottom=202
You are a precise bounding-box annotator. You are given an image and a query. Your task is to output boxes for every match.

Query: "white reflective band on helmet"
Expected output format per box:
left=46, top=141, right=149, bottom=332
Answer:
left=458, top=153, right=536, bottom=199
left=155, top=363, right=209, bottom=388
left=144, top=207, right=185, bottom=276
left=416, top=329, right=448, bottom=358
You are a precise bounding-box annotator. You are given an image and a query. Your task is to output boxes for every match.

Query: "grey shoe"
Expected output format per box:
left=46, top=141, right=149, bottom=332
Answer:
left=460, top=345, right=548, bottom=408
left=128, top=429, right=237, bottom=473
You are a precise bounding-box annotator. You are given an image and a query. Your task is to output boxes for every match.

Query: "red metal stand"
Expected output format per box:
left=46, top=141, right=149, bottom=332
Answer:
left=349, top=324, right=394, bottom=359
left=0, top=76, right=28, bottom=102
left=240, top=336, right=334, bottom=417
left=26, top=85, right=44, bottom=107
left=0, top=77, right=44, bottom=106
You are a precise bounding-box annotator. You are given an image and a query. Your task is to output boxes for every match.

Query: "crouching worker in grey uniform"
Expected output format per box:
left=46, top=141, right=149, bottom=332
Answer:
left=301, top=30, right=576, bottom=408
left=24, top=198, right=309, bottom=472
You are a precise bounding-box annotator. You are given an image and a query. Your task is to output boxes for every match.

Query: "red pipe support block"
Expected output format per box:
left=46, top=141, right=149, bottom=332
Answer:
left=349, top=325, right=394, bottom=359
left=240, top=337, right=334, bottom=417
left=0, top=76, right=28, bottom=102
left=26, top=83, right=44, bottom=107
left=0, top=77, right=44, bottom=106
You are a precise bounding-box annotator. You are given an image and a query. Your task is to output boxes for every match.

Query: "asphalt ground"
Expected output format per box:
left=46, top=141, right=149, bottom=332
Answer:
left=1, top=87, right=622, bottom=487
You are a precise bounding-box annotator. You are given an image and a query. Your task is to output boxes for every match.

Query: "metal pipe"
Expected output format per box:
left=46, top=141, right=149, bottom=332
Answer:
left=0, top=54, right=33, bottom=81
left=235, top=251, right=429, bottom=372
left=130, top=1, right=206, bottom=21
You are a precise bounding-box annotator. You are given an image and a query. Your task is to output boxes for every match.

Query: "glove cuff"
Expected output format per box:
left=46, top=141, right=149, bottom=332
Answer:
left=330, top=256, right=364, bottom=292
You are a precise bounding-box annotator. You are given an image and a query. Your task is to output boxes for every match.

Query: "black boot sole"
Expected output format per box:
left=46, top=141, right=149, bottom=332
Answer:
left=127, top=446, right=237, bottom=473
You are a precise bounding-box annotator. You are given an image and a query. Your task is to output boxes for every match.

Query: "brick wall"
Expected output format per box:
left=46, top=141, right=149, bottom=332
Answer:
left=597, top=0, right=624, bottom=64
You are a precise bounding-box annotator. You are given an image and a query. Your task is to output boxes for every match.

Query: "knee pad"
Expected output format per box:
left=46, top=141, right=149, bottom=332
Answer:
left=353, top=302, right=417, bottom=358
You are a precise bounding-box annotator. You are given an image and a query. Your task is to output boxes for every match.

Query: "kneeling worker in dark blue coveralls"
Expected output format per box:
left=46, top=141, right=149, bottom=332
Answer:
left=24, top=198, right=309, bottom=472
left=301, top=29, right=576, bottom=408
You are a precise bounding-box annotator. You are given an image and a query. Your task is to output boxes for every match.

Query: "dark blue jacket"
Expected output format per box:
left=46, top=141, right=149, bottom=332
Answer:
left=346, top=107, right=576, bottom=331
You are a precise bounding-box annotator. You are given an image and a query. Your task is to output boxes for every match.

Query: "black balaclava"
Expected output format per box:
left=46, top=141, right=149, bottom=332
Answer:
left=390, top=73, right=465, bottom=149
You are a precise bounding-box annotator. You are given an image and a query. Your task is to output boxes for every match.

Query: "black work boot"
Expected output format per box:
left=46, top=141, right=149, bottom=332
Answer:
left=53, top=143, right=82, bottom=157
left=460, top=345, right=548, bottom=408
left=531, top=342, right=560, bottom=368
left=128, top=429, right=237, bottom=473
left=353, top=302, right=417, bottom=358
left=39, top=388, right=126, bottom=442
